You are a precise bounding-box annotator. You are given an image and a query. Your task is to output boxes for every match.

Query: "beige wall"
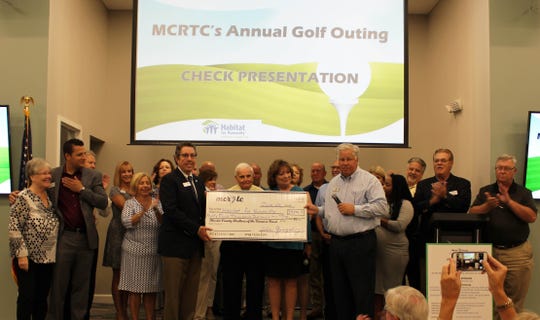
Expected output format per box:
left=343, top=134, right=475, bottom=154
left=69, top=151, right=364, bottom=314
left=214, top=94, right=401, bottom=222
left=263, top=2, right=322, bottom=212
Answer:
left=1, top=0, right=540, bottom=316
left=0, top=0, right=50, bottom=318
left=46, top=0, right=109, bottom=165
left=490, top=0, right=540, bottom=308
left=365, top=0, right=492, bottom=197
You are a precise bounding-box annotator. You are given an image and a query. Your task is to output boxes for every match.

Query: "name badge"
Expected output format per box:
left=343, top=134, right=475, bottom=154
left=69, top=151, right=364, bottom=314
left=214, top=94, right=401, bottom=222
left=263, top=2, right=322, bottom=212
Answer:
left=449, top=190, right=458, bottom=196
left=183, top=182, right=191, bottom=187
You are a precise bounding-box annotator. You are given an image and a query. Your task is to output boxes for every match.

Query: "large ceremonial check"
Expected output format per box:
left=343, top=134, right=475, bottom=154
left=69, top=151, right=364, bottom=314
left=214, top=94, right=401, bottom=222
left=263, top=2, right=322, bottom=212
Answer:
left=206, top=190, right=308, bottom=241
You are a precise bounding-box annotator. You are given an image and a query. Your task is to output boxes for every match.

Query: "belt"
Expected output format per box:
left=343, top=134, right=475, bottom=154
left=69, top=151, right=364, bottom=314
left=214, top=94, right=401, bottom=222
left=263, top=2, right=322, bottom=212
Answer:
left=494, top=241, right=525, bottom=250
left=64, top=226, right=86, bottom=234
left=330, top=229, right=374, bottom=240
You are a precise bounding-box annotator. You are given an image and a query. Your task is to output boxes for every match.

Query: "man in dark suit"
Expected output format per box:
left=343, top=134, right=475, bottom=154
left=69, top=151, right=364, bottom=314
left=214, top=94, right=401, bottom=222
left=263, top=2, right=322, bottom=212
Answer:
left=47, top=139, right=108, bottom=320
left=303, top=162, right=327, bottom=319
left=159, top=142, right=212, bottom=320
left=411, top=148, right=471, bottom=294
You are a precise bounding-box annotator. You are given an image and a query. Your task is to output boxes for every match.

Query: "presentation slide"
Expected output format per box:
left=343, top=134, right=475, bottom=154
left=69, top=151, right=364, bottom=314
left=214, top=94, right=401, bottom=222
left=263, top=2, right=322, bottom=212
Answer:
left=525, top=112, right=540, bottom=198
left=0, top=106, right=12, bottom=194
left=132, top=0, right=406, bottom=145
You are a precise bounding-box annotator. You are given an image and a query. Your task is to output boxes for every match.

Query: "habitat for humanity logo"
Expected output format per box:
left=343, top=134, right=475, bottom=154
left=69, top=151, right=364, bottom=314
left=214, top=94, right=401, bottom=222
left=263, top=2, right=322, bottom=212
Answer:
left=201, top=120, right=248, bottom=137
left=202, top=120, right=219, bottom=135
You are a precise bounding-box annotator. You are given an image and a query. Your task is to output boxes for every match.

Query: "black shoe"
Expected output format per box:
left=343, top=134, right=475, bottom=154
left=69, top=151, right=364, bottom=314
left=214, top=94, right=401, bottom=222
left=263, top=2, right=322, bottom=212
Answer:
left=307, top=310, right=323, bottom=319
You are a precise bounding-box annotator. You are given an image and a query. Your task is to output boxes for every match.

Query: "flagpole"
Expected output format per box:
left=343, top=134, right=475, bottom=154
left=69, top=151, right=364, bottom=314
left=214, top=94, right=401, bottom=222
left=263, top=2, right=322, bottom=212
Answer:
left=18, top=96, right=34, bottom=190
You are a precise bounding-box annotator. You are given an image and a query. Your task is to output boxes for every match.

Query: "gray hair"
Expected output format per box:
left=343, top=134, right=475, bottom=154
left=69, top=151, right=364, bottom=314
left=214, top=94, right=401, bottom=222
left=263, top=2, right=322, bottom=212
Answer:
left=385, top=286, right=428, bottom=320
left=433, top=148, right=454, bottom=161
left=26, top=158, right=52, bottom=179
left=336, top=143, right=360, bottom=160
left=408, top=157, right=426, bottom=171
left=516, top=311, right=540, bottom=320
left=86, top=150, right=96, bottom=158
left=235, top=162, right=254, bottom=176
left=496, top=154, right=517, bottom=166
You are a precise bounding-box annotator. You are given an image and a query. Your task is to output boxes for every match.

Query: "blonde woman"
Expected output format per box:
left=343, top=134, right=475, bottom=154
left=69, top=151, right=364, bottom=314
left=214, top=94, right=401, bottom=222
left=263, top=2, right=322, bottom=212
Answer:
left=103, top=161, right=134, bottom=320
left=119, top=173, right=163, bottom=320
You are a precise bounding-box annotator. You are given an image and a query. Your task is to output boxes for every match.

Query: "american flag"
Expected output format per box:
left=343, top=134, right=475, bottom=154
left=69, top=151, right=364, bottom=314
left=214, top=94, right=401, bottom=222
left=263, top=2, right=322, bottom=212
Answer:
left=18, top=107, right=32, bottom=190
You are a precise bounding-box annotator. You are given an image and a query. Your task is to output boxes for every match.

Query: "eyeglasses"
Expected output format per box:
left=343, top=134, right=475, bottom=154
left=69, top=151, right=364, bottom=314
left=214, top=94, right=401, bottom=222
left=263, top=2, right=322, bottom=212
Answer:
left=495, top=166, right=515, bottom=172
left=179, top=153, right=197, bottom=159
left=434, top=159, right=450, bottom=163
left=34, top=171, right=52, bottom=176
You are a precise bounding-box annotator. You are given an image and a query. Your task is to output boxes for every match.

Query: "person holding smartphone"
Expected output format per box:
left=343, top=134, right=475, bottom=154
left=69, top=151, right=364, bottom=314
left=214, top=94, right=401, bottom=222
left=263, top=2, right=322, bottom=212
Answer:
left=469, top=154, right=537, bottom=313
left=439, top=255, right=540, bottom=320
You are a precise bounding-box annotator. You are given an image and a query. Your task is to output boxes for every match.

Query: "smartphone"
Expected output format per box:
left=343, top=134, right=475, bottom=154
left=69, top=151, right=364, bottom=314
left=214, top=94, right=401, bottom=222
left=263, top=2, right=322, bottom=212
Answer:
left=331, top=194, right=341, bottom=204
left=451, top=251, right=486, bottom=271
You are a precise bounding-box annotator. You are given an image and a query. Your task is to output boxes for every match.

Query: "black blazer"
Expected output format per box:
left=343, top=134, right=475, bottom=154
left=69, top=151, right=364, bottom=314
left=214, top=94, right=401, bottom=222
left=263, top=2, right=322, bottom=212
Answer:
left=158, top=168, right=206, bottom=258
left=412, top=173, right=471, bottom=240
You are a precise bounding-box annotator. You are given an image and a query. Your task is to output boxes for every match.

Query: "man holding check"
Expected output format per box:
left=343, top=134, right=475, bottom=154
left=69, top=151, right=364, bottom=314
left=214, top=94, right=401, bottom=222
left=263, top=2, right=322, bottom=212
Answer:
left=221, top=163, right=265, bottom=320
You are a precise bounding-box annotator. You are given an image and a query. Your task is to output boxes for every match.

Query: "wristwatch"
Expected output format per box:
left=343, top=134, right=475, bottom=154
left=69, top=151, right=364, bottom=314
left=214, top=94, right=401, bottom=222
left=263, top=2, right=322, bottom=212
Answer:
left=496, top=297, right=513, bottom=311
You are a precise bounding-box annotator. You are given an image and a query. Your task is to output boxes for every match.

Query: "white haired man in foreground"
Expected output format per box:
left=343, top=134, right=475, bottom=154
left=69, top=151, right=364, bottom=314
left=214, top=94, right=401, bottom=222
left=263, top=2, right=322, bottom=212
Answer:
left=384, top=286, right=428, bottom=320
left=356, top=285, right=428, bottom=320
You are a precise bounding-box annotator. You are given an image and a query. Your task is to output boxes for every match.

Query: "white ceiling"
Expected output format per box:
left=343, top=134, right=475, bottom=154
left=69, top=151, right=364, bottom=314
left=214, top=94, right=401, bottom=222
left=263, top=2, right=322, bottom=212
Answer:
left=102, top=0, right=440, bottom=14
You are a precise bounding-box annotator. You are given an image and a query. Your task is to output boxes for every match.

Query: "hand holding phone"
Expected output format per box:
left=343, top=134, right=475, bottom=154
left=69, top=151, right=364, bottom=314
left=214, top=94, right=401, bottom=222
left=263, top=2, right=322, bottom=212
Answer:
left=452, top=251, right=486, bottom=271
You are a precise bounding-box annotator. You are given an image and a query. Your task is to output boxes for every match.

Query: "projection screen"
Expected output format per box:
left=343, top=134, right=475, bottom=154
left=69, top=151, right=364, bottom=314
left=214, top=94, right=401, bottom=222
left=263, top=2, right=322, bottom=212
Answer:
left=131, top=0, right=408, bottom=146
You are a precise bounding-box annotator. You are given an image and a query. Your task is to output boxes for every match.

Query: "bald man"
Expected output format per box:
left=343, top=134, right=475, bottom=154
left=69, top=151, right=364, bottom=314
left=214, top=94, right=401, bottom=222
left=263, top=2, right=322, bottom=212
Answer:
left=221, top=163, right=265, bottom=320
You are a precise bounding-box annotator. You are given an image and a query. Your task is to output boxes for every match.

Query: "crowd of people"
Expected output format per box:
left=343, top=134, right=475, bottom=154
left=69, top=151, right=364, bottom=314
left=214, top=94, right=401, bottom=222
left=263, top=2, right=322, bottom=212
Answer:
left=7, top=140, right=539, bottom=320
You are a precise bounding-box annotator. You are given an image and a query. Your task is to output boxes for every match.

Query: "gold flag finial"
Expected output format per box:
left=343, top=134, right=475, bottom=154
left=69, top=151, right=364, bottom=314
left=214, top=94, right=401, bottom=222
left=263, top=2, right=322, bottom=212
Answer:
left=20, top=96, right=35, bottom=117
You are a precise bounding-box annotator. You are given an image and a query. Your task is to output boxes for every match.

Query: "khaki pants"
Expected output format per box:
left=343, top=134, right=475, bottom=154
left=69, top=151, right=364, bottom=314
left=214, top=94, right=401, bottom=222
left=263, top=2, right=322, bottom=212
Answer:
left=194, top=241, right=221, bottom=320
left=493, top=241, right=533, bottom=313
left=162, top=253, right=202, bottom=320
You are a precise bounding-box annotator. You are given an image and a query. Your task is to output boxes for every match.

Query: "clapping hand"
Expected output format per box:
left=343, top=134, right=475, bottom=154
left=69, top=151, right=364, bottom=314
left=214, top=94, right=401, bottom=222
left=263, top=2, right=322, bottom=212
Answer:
left=496, top=182, right=511, bottom=206
left=483, top=192, right=500, bottom=210
left=431, top=180, right=448, bottom=200
left=102, top=173, right=111, bottom=190
left=150, top=198, right=159, bottom=209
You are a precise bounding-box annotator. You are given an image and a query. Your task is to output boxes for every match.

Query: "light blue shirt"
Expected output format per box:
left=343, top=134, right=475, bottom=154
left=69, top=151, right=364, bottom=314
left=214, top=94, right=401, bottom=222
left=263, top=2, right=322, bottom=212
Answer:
left=318, top=167, right=389, bottom=236
left=315, top=183, right=328, bottom=207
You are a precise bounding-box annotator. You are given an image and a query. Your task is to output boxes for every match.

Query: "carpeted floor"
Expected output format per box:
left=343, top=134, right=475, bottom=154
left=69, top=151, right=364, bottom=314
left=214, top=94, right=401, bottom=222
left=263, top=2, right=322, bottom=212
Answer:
left=88, top=303, right=315, bottom=319
left=89, top=302, right=165, bottom=319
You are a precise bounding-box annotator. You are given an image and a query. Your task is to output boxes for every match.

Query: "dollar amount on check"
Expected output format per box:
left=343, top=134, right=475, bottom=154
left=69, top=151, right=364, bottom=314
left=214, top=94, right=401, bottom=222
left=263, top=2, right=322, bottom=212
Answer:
left=206, top=190, right=308, bottom=241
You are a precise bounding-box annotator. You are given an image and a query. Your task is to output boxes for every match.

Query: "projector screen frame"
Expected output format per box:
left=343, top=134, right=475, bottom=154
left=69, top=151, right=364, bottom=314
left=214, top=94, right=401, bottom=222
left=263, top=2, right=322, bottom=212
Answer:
left=0, top=105, right=13, bottom=194
left=130, top=0, right=409, bottom=148
left=523, top=110, right=540, bottom=199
